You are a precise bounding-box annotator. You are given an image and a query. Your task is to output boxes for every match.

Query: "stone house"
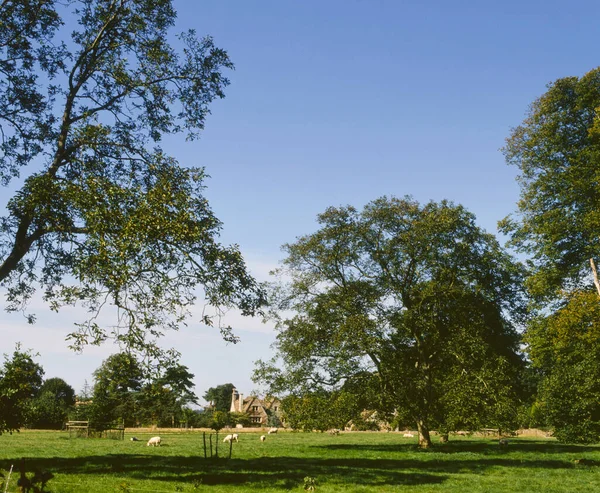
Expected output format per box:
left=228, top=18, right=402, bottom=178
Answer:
left=229, top=387, right=282, bottom=427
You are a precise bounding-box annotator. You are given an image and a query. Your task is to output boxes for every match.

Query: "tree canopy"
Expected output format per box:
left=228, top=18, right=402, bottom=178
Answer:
left=525, top=291, right=600, bottom=443
left=255, top=197, right=526, bottom=447
left=88, top=351, right=198, bottom=428
left=28, top=377, right=76, bottom=429
left=502, top=67, right=600, bottom=442
left=0, top=345, right=44, bottom=433
left=203, top=383, right=234, bottom=413
left=0, top=0, right=265, bottom=356
left=501, top=67, right=600, bottom=300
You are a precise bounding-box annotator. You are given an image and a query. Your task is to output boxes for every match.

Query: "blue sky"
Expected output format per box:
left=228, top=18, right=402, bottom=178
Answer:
left=2, top=0, right=600, bottom=404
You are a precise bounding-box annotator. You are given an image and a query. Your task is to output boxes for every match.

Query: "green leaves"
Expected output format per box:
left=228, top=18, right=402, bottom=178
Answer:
left=256, top=197, right=526, bottom=445
left=0, top=345, right=44, bottom=434
left=502, top=67, right=600, bottom=299
left=0, top=1, right=265, bottom=357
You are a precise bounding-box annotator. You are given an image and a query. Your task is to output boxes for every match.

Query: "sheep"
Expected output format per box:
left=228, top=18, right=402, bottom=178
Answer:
left=499, top=438, right=509, bottom=447
left=328, top=429, right=340, bottom=436
left=130, top=437, right=140, bottom=442
left=147, top=436, right=161, bottom=447
left=403, top=433, right=414, bottom=438
left=260, top=435, right=266, bottom=442
left=267, top=427, right=278, bottom=435
left=223, top=433, right=239, bottom=443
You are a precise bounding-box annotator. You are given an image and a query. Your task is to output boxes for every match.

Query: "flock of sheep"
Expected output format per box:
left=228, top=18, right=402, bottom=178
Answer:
left=137, top=427, right=280, bottom=447
left=136, top=428, right=510, bottom=448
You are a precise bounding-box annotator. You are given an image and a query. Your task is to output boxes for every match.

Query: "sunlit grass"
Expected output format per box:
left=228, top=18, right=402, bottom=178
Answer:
left=1, top=430, right=600, bottom=492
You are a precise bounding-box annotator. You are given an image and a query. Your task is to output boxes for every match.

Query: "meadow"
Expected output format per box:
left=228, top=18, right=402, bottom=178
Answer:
left=1, top=430, right=600, bottom=492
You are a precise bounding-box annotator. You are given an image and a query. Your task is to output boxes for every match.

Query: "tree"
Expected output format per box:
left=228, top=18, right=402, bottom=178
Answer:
left=525, top=290, right=600, bottom=442
left=137, top=361, right=198, bottom=427
left=203, top=383, right=234, bottom=413
left=0, top=345, right=44, bottom=433
left=89, top=352, right=143, bottom=429
left=0, top=0, right=265, bottom=356
left=501, top=68, right=600, bottom=442
left=281, top=391, right=360, bottom=432
left=500, top=67, right=600, bottom=300
left=28, top=377, right=76, bottom=429
left=255, top=197, right=526, bottom=447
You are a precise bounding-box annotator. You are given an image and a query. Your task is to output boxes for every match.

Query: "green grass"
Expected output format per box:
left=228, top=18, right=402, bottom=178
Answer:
left=1, top=430, right=600, bottom=492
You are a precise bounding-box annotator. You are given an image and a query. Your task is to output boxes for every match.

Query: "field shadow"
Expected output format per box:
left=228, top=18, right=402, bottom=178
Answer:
left=2, top=445, right=596, bottom=491
left=0, top=455, right=446, bottom=489
left=317, top=439, right=600, bottom=455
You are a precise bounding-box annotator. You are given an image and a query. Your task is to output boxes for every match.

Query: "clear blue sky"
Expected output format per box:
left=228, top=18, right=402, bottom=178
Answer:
left=2, top=0, right=600, bottom=404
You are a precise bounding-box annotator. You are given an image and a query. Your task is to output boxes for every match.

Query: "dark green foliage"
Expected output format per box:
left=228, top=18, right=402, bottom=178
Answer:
left=0, top=345, right=44, bottom=433
left=255, top=197, right=526, bottom=447
left=136, top=361, right=198, bottom=427
left=526, top=290, right=600, bottom=443
left=203, top=383, right=235, bottom=413
left=0, top=0, right=265, bottom=356
left=28, top=377, right=76, bottom=429
left=282, top=391, right=361, bottom=432
left=501, top=67, right=600, bottom=299
left=503, top=68, right=600, bottom=443
left=88, top=353, right=144, bottom=429
left=88, top=351, right=199, bottom=428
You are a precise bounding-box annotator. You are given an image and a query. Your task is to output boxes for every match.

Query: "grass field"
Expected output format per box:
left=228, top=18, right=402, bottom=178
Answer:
left=1, top=430, right=600, bottom=492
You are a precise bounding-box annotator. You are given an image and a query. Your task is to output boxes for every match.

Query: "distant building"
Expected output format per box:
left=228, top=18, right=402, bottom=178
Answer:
left=229, top=387, right=282, bottom=426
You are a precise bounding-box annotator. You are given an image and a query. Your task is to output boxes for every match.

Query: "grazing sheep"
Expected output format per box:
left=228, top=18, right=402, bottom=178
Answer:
left=499, top=438, right=509, bottom=447
left=403, top=433, right=414, bottom=438
left=267, top=427, right=278, bottom=435
left=328, top=429, right=340, bottom=436
left=130, top=437, right=140, bottom=442
left=147, top=436, right=161, bottom=447
left=260, top=435, right=266, bottom=442
left=223, top=433, right=239, bottom=443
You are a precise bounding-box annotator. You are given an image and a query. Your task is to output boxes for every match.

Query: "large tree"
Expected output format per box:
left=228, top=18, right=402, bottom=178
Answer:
left=255, top=197, right=526, bottom=447
left=500, top=67, right=600, bottom=299
left=28, top=377, right=76, bottom=429
left=525, top=291, right=600, bottom=443
left=0, top=345, right=44, bottom=433
left=89, top=352, right=143, bottom=429
left=136, top=361, right=198, bottom=427
left=501, top=67, right=600, bottom=442
left=0, top=0, right=265, bottom=355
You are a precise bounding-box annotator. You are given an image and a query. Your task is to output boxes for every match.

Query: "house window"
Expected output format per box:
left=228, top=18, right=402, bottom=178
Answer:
left=273, top=406, right=278, bottom=411
left=251, top=406, right=259, bottom=412
left=251, top=417, right=261, bottom=423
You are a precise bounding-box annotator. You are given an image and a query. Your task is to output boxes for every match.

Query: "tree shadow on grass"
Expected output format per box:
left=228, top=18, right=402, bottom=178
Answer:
left=318, top=439, right=600, bottom=455
left=1, top=448, right=594, bottom=491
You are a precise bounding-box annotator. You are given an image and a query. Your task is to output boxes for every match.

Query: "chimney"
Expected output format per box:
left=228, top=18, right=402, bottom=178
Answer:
left=230, top=387, right=238, bottom=413
left=239, top=393, right=243, bottom=412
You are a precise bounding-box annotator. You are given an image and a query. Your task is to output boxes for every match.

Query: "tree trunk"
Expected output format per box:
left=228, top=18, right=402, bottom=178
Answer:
left=416, top=420, right=432, bottom=448
left=590, top=258, right=600, bottom=298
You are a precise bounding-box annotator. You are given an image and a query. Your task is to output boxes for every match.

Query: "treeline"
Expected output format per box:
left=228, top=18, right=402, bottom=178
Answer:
left=0, top=348, right=199, bottom=432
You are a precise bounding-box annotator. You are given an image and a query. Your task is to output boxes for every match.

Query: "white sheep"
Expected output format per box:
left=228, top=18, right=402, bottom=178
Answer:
left=147, top=436, right=161, bottom=447
left=223, top=433, right=239, bottom=443
left=403, top=433, right=414, bottom=438
left=260, top=435, right=266, bottom=442
left=267, top=427, right=278, bottom=435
